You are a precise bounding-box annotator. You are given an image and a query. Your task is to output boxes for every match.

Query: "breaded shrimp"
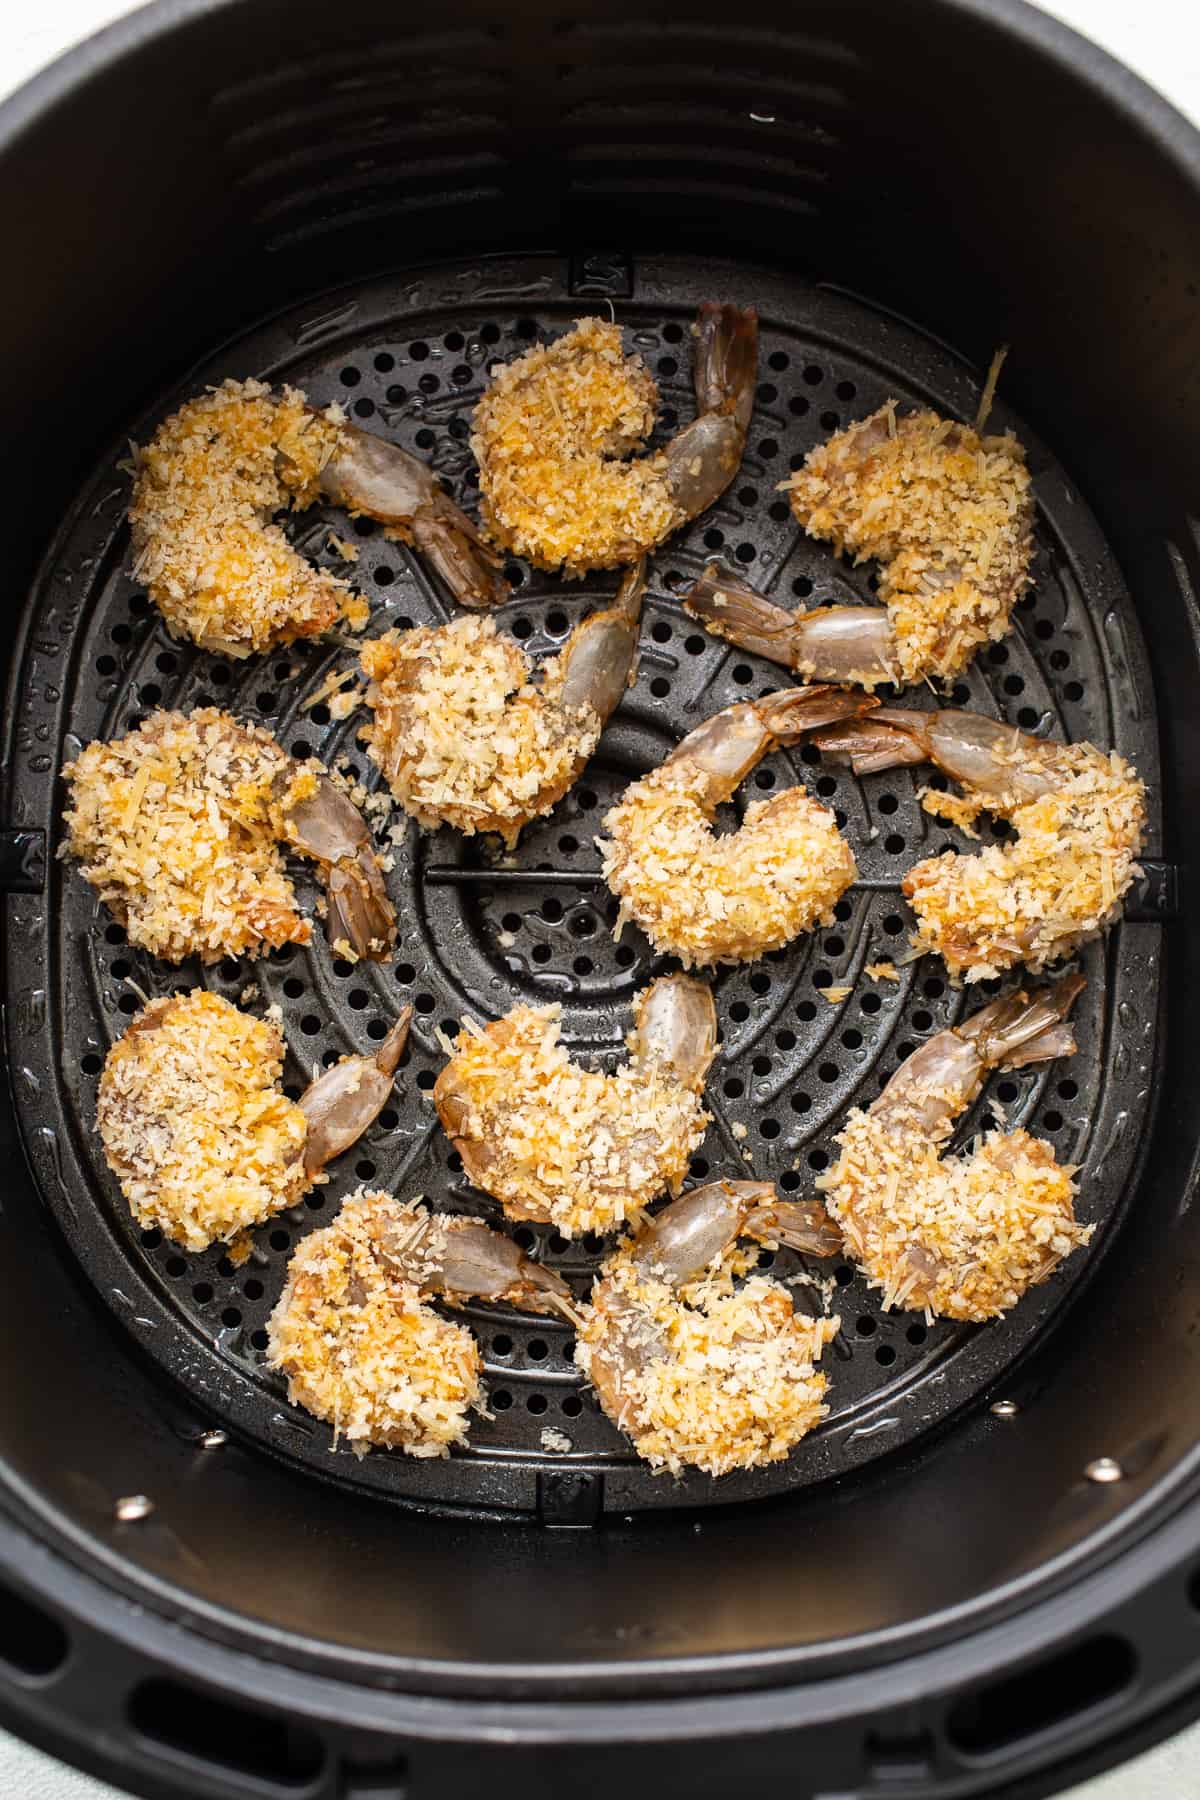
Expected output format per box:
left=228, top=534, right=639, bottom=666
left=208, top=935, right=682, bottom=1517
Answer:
left=471, top=304, right=756, bottom=576
left=811, top=707, right=1147, bottom=980
left=822, top=976, right=1091, bottom=1321
left=576, top=1180, right=841, bottom=1476
left=599, top=685, right=871, bottom=967
left=359, top=561, right=644, bottom=847
left=97, top=990, right=410, bottom=1250
left=61, top=708, right=395, bottom=963
left=433, top=974, right=716, bottom=1238
left=268, top=1188, right=576, bottom=1456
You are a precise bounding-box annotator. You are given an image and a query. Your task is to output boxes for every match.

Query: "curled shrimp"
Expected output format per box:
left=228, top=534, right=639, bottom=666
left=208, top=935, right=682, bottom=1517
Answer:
left=128, top=378, right=505, bottom=658
left=268, top=1187, right=577, bottom=1455
left=599, top=684, right=873, bottom=967
left=470, top=304, right=757, bottom=577
left=576, top=1180, right=842, bottom=1476
left=811, top=707, right=1147, bottom=980
left=433, top=973, right=716, bottom=1238
left=97, top=990, right=410, bottom=1250
left=822, top=976, right=1092, bottom=1321
left=359, top=560, right=644, bottom=848
left=682, top=382, right=1032, bottom=689
left=61, top=708, right=396, bottom=963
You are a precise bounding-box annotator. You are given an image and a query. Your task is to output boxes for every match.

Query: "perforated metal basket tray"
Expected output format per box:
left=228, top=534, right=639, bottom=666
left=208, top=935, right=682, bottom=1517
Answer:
left=2, top=254, right=1163, bottom=1518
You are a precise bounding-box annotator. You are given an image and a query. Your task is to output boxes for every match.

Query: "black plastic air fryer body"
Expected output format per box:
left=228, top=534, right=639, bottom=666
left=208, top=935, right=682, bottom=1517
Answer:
left=2, top=2, right=1200, bottom=1796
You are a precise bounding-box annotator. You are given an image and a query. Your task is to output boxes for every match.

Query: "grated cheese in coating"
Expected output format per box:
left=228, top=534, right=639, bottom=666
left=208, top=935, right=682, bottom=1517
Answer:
left=576, top=1258, right=838, bottom=1476
left=359, top=615, right=601, bottom=847
left=824, top=1105, right=1092, bottom=1323
left=435, top=998, right=708, bottom=1236
left=129, top=378, right=363, bottom=657
left=97, top=989, right=307, bottom=1251
left=61, top=708, right=315, bottom=963
left=471, top=318, right=677, bottom=576
left=904, top=743, right=1147, bottom=980
left=785, top=405, right=1034, bottom=685
left=267, top=1189, right=483, bottom=1456
left=600, top=765, right=856, bottom=967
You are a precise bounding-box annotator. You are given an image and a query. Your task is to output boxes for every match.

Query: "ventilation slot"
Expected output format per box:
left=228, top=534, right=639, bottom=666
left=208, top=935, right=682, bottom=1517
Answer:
left=0, top=1580, right=69, bottom=1680
left=129, top=1679, right=324, bottom=1789
left=946, top=1635, right=1136, bottom=1757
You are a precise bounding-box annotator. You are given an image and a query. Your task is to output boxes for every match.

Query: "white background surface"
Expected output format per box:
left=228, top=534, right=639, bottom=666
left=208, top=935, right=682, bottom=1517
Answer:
left=0, top=1, right=1197, bottom=1795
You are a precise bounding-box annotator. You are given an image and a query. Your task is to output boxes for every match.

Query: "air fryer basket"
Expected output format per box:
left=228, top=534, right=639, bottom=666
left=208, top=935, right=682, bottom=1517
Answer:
left=1, top=2, right=1199, bottom=1798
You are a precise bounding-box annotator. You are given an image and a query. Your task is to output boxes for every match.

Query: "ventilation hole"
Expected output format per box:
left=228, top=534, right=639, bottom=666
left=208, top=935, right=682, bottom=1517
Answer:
left=738, top=486, right=759, bottom=509
left=243, top=1278, right=264, bottom=1302
left=129, top=1680, right=325, bottom=1786
left=816, top=775, right=836, bottom=799
left=283, top=977, right=304, bottom=1000
left=192, top=1283, right=213, bottom=1304
left=530, top=944, right=551, bottom=965
left=820, top=410, right=840, bottom=430
left=140, top=1228, right=162, bottom=1249
left=818, top=1062, right=839, bottom=1083
left=374, top=351, right=395, bottom=372
left=97, top=653, right=117, bottom=674
left=883, top=914, right=904, bottom=935
left=525, top=1394, right=548, bottom=1416
left=650, top=620, right=672, bottom=644
left=658, top=356, right=678, bottom=378
left=906, top=1323, right=927, bottom=1345
left=650, top=676, right=671, bottom=698
left=339, top=365, right=360, bottom=387
left=824, top=935, right=844, bottom=956
left=723, top=1078, right=744, bottom=1098
left=813, top=969, right=832, bottom=990
left=876, top=1344, right=897, bottom=1366
left=758, top=438, right=778, bottom=459
left=690, top=1156, right=710, bottom=1179
left=703, top=528, right=724, bottom=550
left=540, top=898, right=564, bottom=924
left=756, top=383, right=777, bottom=405
left=111, top=623, right=132, bottom=644
left=789, top=395, right=810, bottom=417
left=0, top=1581, right=69, bottom=1679
left=165, top=1256, right=186, bottom=1277
left=1058, top=1079, right=1079, bottom=1100
left=395, top=962, right=416, bottom=985
left=386, top=384, right=408, bottom=404
left=1064, top=680, right=1084, bottom=702
left=731, top=663, right=754, bottom=686
left=885, top=833, right=906, bottom=855
left=750, top=971, right=770, bottom=995
left=861, top=992, right=882, bottom=1015
left=834, top=1263, right=854, bottom=1286
left=856, top=1315, right=877, bottom=1336
left=1044, top=1110, right=1064, bottom=1131
left=752, top=1055, right=771, bottom=1077
left=492, top=1334, right=513, bottom=1357
left=415, top=993, right=435, bottom=1015
left=791, top=576, right=814, bottom=601
left=684, top=633, right=707, bottom=656
left=952, top=683, right=970, bottom=705
left=945, top=1636, right=1136, bottom=1757
left=808, top=1148, right=829, bottom=1171
left=796, top=1000, right=817, bottom=1022
left=842, top=1028, right=862, bottom=1050
left=912, top=1009, right=933, bottom=1031
left=354, top=397, right=375, bottom=419
left=729, top=1001, right=750, bottom=1024
left=81, top=1051, right=103, bottom=1075
left=615, top=945, right=636, bottom=968
left=776, top=1029, right=796, bottom=1050
left=790, top=1091, right=813, bottom=1114
left=761, top=1118, right=780, bottom=1139
left=780, top=1171, right=800, bottom=1193
left=1003, top=674, right=1025, bottom=696
left=117, top=993, right=138, bottom=1015
left=1050, top=649, right=1070, bottom=670
left=572, top=956, right=593, bottom=977
left=221, top=1308, right=241, bottom=1329
left=527, top=1339, right=549, bottom=1361
left=835, top=379, right=857, bottom=401
left=562, top=1394, right=583, bottom=1417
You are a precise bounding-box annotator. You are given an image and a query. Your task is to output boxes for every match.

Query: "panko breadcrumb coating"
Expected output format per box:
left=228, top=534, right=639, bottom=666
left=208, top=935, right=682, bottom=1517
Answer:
left=129, top=378, right=367, bottom=658
left=359, top=564, right=644, bottom=847
left=471, top=303, right=757, bottom=578
left=471, top=318, right=675, bottom=576
left=577, top=1255, right=837, bottom=1477
left=907, top=744, right=1147, bottom=980
left=434, top=978, right=714, bottom=1237
left=61, top=708, right=314, bottom=963
left=825, top=1112, right=1090, bottom=1324
left=602, top=765, right=856, bottom=967
left=268, top=1189, right=484, bottom=1457
left=821, top=975, right=1091, bottom=1322
left=785, top=403, right=1034, bottom=686
left=98, top=990, right=307, bottom=1250
left=360, top=616, right=601, bottom=845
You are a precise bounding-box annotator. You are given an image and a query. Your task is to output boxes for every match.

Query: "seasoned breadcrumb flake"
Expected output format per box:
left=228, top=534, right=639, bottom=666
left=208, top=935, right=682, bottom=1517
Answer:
left=97, top=990, right=307, bottom=1251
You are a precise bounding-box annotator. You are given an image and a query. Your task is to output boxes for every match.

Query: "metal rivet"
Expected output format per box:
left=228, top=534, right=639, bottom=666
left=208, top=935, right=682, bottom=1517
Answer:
left=1085, top=1457, right=1123, bottom=1484
left=991, top=1400, right=1020, bottom=1418
left=115, top=1494, right=154, bottom=1522
left=198, top=1429, right=228, bottom=1450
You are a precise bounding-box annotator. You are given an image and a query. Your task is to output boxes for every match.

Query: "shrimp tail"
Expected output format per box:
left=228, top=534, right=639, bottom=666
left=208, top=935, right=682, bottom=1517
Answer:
left=320, top=422, right=509, bottom=610
left=426, top=1219, right=582, bottom=1324
left=298, top=1008, right=412, bottom=1175
left=662, top=304, right=758, bottom=523
left=807, top=711, right=931, bottom=776
left=747, top=1197, right=844, bottom=1259
left=274, top=769, right=397, bottom=960
left=683, top=561, right=897, bottom=685
left=556, top=556, right=646, bottom=718
left=628, top=973, right=717, bottom=1091
left=959, top=973, right=1086, bottom=1070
